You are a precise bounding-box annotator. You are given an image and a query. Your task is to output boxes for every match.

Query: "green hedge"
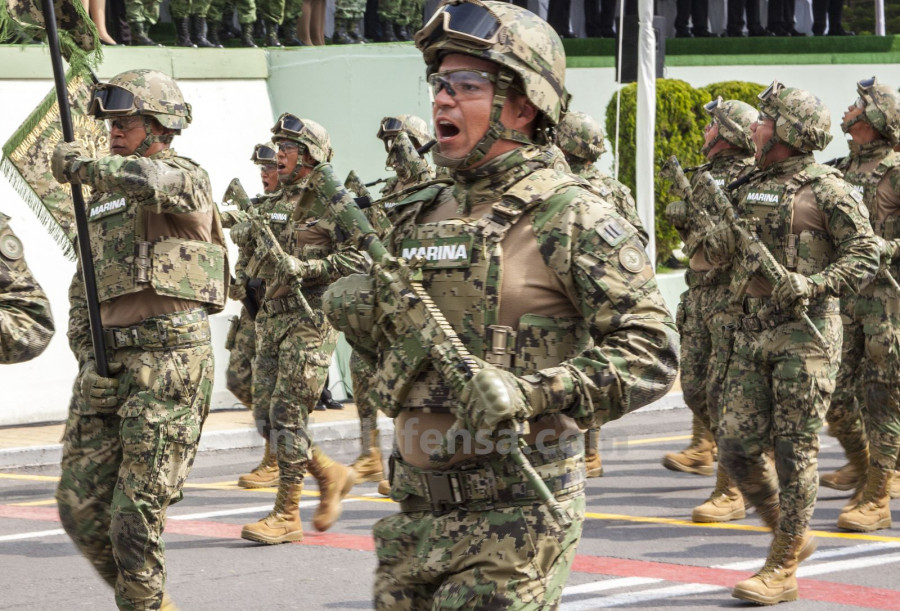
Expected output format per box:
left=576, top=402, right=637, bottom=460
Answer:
left=605, top=79, right=764, bottom=265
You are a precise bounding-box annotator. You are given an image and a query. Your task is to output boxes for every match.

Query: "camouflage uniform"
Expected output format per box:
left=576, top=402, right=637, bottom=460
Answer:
left=377, top=115, right=436, bottom=202
left=0, top=213, right=54, bottom=364
left=238, top=116, right=366, bottom=544
left=326, top=4, right=679, bottom=607
left=377, top=0, right=422, bottom=39
left=52, top=70, right=227, bottom=610
left=169, top=0, right=213, bottom=18
left=827, top=79, right=900, bottom=532
left=208, top=0, right=256, bottom=24
left=710, top=82, right=880, bottom=604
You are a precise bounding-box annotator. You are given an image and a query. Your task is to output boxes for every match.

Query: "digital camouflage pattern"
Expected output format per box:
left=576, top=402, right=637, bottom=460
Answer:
left=571, top=162, right=649, bottom=247
left=207, top=0, right=256, bottom=25
left=63, top=148, right=227, bottom=312
left=4, top=0, right=99, bottom=65
left=719, top=153, right=880, bottom=537
left=377, top=0, right=422, bottom=27
left=0, top=212, right=54, bottom=363
left=93, top=69, right=192, bottom=132
left=225, top=307, right=255, bottom=406
left=758, top=83, right=832, bottom=153
left=556, top=110, right=606, bottom=161
left=829, top=142, right=900, bottom=472
left=124, top=0, right=162, bottom=25
left=377, top=114, right=432, bottom=151
left=271, top=115, right=332, bottom=164
left=857, top=80, right=900, bottom=147
left=335, top=0, right=365, bottom=21
left=380, top=131, right=436, bottom=200
left=703, top=97, right=757, bottom=155
left=1, top=72, right=107, bottom=259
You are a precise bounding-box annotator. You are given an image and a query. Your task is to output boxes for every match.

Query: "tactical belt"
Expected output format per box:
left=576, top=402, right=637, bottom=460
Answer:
left=739, top=296, right=839, bottom=332
left=685, top=267, right=730, bottom=288
left=391, top=436, right=585, bottom=515
left=263, top=286, right=326, bottom=315
left=103, top=308, right=210, bottom=350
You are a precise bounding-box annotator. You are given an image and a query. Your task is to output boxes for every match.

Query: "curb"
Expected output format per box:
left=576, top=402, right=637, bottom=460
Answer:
left=0, top=394, right=684, bottom=469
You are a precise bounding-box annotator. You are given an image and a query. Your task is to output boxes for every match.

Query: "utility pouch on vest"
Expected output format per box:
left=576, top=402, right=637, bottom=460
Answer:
left=511, top=314, right=591, bottom=377
left=151, top=237, right=227, bottom=310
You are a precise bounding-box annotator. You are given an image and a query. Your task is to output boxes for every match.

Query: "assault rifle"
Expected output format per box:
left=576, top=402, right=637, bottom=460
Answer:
left=344, top=170, right=372, bottom=201
left=222, top=178, right=316, bottom=320
left=310, top=163, right=573, bottom=527
left=689, top=167, right=827, bottom=346
left=659, top=156, right=717, bottom=256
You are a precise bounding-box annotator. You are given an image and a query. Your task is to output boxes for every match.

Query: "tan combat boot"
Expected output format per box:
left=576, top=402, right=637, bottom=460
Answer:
left=661, top=415, right=715, bottom=476
left=237, top=440, right=280, bottom=489
left=820, top=446, right=869, bottom=492
left=351, top=431, right=385, bottom=483
left=732, top=530, right=807, bottom=604
left=307, top=446, right=356, bottom=531
left=377, top=479, right=391, bottom=496
left=692, top=467, right=745, bottom=523
left=240, top=480, right=304, bottom=544
left=837, top=467, right=893, bottom=532
left=585, top=428, right=604, bottom=478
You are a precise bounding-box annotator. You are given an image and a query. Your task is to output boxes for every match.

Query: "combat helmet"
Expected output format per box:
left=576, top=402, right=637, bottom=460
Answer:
left=415, top=0, right=569, bottom=168
left=701, top=96, right=756, bottom=156
left=271, top=113, right=334, bottom=164
left=377, top=115, right=433, bottom=152
left=756, top=80, right=832, bottom=165
left=555, top=111, right=606, bottom=163
left=251, top=141, right=277, bottom=166
left=87, top=68, right=191, bottom=156
left=843, top=77, right=900, bottom=146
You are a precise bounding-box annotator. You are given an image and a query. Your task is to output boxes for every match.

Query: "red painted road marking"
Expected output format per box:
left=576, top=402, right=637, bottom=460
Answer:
left=4, top=504, right=899, bottom=608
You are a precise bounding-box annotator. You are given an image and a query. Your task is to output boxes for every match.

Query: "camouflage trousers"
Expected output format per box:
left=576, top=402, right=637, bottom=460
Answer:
left=373, top=495, right=585, bottom=609
left=718, top=303, right=840, bottom=537
left=169, top=0, right=214, bottom=18
left=225, top=307, right=255, bottom=408
left=56, top=334, right=213, bottom=610
left=208, top=0, right=257, bottom=24
left=125, top=0, right=162, bottom=24
left=827, top=284, right=900, bottom=470
left=253, top=303, right=337, bottom=482
left=334, top=0, right=365, bottom=20
left=377, top=0, right=423, bottom=26
left=677, top=280, right=739, bottom=436
left=351, top=350, right=379, bottom=453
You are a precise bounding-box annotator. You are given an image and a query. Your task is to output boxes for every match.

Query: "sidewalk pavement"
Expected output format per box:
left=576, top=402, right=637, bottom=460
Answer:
left=0, top=389, right=685, bottom=469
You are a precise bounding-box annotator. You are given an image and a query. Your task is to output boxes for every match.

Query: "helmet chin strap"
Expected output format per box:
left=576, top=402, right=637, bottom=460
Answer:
left=134, top=117, right=170, bottom=157
left=757, top=135, right=780, bottom=168
left=432, top=69, right=533, bottom=170
left=841, top=112, right=868, bottom=134
left=701, top=132, right=724, bottom=157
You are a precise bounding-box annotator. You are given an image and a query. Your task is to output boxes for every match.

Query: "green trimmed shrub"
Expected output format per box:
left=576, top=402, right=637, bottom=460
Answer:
left=605, top=79, right=709, bottom=265
left=700, top=81, right=767, bottom=107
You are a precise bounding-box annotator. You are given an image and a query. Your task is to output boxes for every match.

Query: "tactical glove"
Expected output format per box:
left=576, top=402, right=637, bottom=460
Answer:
left=772, top=272, right=824, bottom=310
left=229, top=222, right=253, bottom=248
left=79, top=360, right=124, bottom=409
left=229, top=281, right=247, bottom=301
left=874, top=236, right=899, bottom=264
left=456, top=366, right=547, bottom=435
left=703, top=221, right=736, bottom=265
left=51, top=141, right=88, bottom=184
left=275, top=255, right=309, bottom=286
left=664, top=200, right=689, bottom=229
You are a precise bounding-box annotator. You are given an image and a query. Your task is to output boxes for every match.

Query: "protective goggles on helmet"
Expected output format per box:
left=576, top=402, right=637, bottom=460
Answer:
left=428, top=69, right=498, bottom=101
left=857, top=77, right=877, bottom=92
left=88, top=84, right=137, bottom=117
left=758, top=80, right=785, bottom=105
left=252, top=143, right=277, bottom=164
left=418, top=0, right=502, bottom=49
left=703, top=97, right=722, bottom=113
left=377, top=117, right=404, bottom=150
left=273, top=113, right=306, bottom=137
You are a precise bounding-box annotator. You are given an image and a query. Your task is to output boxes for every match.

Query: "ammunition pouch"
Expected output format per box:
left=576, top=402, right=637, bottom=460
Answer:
left=102, top=308, right=211, bottom=351
left=738, top=296, right=839, bottom=332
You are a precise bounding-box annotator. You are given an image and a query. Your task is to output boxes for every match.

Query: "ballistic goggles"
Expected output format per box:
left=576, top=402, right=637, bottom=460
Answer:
left=377, top=117, right=404, bottom=151
left=703, top=97, right=722, bottom=114
left=428, top=69, right=498, bottom=100
left=857, top=77, right=877, bottom=93
left=88, top=84, right=138, bottom=117
left=418, top=0, right=502, bottom=49
left=758, top=80, right=784, bottom=105
left=272, top=113, right=307, bottom=138
left=252, top=143, right=277, bottom=164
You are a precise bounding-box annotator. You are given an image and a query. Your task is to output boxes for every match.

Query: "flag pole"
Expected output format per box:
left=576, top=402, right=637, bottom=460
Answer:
left=40, top=0, right=108, bottom=375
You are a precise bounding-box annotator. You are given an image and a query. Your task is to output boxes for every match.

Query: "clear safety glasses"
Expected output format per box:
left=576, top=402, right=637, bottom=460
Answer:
left=427, top=69, right=497, bottom=101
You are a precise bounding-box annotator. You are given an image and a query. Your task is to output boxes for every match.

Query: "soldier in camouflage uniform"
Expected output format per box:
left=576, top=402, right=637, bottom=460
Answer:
left=0, top=213, right=54, bottom=364
left=556, top=109, right=650, bottom=479
left=51, top=69, right=228, bottom=610
left=124, top=0, right=164, bottom=45
left=333, top=0, right=368, bottom=43
left=233, top=114, right=364, bottom=544
left=169, top=0, right=219, bottom=47
left=377, top=114, right=436, bottom=201
left=324, top=2, right=679, bottom=607
left=821, top=78, right=900, bottom=532
left=706, top=81, right=880, bottom=604
left=207, top=0, right=258, bottom=46
left=221, top=142, right=283, bottom=489
left=376, top=0, right=420, bottom=41
left=663, top=97, right=758, bottom=524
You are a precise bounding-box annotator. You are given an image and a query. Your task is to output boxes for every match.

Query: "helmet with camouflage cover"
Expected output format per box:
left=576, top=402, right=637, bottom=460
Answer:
left=701, top=96, right=756, bottom=156
left=251, top=141, right=277, bottom=166
left=271, top=113, right=334, bottom=164
left=377, top=115, right=433, bottom=152
left=757, top=80, right=832, bottom=155
left=555, top=111, right=606, bottom=162
left=844, top=77, right=900, bottom=146
left=88, top=69, right=192, bottom=131
left=415, top=0, right=569, bottom=168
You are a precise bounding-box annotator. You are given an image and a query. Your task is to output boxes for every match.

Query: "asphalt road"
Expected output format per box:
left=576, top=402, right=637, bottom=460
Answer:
left=2, top=408, right=899, bottom=610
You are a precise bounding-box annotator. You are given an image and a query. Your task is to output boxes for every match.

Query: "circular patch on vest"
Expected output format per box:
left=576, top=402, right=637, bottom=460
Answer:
left=619, top=245, right=645, bottom=273
left=0, top=234, right=23, bottom=260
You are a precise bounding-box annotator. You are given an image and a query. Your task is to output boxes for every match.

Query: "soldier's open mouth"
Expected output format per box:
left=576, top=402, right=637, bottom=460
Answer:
left=436, top=120, right=460, bottom=140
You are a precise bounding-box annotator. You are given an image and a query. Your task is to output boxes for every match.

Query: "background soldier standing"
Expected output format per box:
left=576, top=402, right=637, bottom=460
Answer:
left=52, top=69, right=228, bottom=610
left=825, top=77, right=900, bottom=532
left=234, top=115, right=364, bottom=544
left=662, top=97, right=757, bottom=524
left=376, top=114, right=435, bottom=200
left=555, top=109, right=649, bottom=479
left=207, top=0, right=258, bottom=46
left=0, top=213, right=54, bottom=364
left=326, top=2, right=678, bottom=606
left=707, top=81, right=880, bottom=605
